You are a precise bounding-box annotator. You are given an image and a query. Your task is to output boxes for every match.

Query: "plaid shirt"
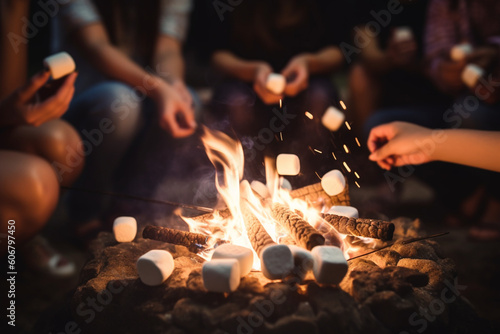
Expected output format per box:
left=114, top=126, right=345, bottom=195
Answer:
left=425, top=0, right=500, bottom=84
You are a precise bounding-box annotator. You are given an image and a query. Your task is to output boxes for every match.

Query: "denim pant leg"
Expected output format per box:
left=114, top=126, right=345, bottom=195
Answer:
left=63, top=81, right=143, bottom=222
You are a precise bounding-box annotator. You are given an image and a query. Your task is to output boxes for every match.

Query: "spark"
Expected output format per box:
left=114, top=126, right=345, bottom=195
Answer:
left=315, top=171, right=322, bottom=180
left=345, top=121, right=351, bottom=130
left=339, top=100, right=347, bottom=110
left=279, top=99, right=282, bottom=108
left=343, top=161, right=351, bottom=173
left=343, top=144, right=349, bottom=153
left=354, top=172, right=360, bottom=179
left=305, top=111, right=314, bottom=119
left=355, top=181, right=361, bottom=188
left=355, top=137, right=361, bottom=147
left=332, top=152, right=337, bottom=160
left=314, top=148, right=323, bottom=154
left=280, top=132, right=283, bottom=141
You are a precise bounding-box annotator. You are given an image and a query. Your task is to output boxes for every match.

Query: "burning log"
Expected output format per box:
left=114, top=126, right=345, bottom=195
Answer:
left=240, top=204, right=276, bottom=256
left=321, top=214, right=395, bottom=241
left=271, top=203, right=325, bottom=250
left=240, top=202, right=294, bottom=279
left=142, top=225, right=226, bottom=253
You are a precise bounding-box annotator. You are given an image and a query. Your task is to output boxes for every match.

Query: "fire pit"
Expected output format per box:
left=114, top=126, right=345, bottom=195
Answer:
left=70, top=128, right=480, bottom=333
left=71, top=218, right=479, bottom=334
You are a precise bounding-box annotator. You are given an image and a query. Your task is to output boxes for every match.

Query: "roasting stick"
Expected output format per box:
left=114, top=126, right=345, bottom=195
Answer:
left=321, top=213, right=395, bottom=241
left=346, top=232, right=450, bottom=261
left=61, top=186, right=214, bottom=213
left=142, top=225, right=227, bottom=253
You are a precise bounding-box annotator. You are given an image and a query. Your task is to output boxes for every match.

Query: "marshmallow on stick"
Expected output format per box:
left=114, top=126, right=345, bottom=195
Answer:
left=266, top=73, right=286, bottom=95
left=462, top=64, right=485, bottom=89
left=211, top=244, right=253, bottom=277
left=113, top=216, right=137, bottom=242
left=250, top=180, right=271, bottom=200
left=394, top=27, right=413, bottom=42
left=450, top=43, right=473, bottom=61
left=276, top=154, right=300, bottom=176
left=136, top=250, right=175, bottom=286
left=202, top=259, right=240, bottom=293
left=43, top=52, right=76, bottom=79
left=322, top=106, right=345, bottom=132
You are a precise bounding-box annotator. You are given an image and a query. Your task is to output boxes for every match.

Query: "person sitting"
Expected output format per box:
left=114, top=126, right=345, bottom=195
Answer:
left=208, top=0, right=352, bottom=186
left=0, top=0, right=83, bottom=275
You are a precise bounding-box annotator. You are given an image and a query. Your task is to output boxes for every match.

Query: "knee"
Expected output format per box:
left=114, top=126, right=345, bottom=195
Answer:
left=34, top=120, right=84, bottom=185
left=94, top=82, right=142, bottom=120
left=0, top=153, right=59, bottom=241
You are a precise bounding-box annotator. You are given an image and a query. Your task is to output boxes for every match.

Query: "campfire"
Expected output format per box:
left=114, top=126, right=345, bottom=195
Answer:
left=142, top=126, right=395, bottom=288
left=69, top=126, right=478, bottom=334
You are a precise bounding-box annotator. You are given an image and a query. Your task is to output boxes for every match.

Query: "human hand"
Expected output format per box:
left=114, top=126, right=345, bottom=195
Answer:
left=386, top=32, right=418, bottom=68
left=281, top=55, right=309, bottom=97
left=153, top=81, right=196, bottom=138
left=253, top=63, right=282, bottom=105
left=466, top=46, right=499, bottom=71
left=0, top=70, right=77, bottom=127
left=367, top=121, right=435, bottom=170
left=171, top=79, right=193, bottom=106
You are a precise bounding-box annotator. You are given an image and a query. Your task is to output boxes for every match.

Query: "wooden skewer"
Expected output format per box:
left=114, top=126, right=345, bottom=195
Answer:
left=346, top=232, right=450, bottom=261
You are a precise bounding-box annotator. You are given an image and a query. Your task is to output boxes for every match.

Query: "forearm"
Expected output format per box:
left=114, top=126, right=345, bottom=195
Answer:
left=302, top=46, right=344, bottom=74
left=153, top=35, right=185, bottom=81
left=212, top=51, right=265, bottom=82
left=432, top=129, right=500, bottom=172
left=0, top=0, right=29, bottom=99
left=83, top=42, right=164, bottom=98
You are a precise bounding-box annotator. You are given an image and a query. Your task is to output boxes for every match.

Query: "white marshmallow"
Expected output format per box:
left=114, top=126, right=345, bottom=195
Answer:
left=136, top=250, right=175, bottom=286
left=266, top=73, right=286, bottom=95
left=202, top=259, right=240, bottom=292
left=211, top=244, right=253, bottom=277
left=279, top=177, right=292, bottom=191
left=321, top=106, right=345, bottom=132
left=260, top=244, right=294, bottom=280
left=327, top=206, right=359, bottom=218
left=311, top=246, right=348, bottom=285
left=394, top=27, right=413, bottom=42
left=113, top=216, right=137, bottom=242
left=450, top=43, right=473, bottom=61
left=43, top=52, right=76, bottom=80
left=276, top=154, right=300, bottom=176
left=321, top=170, right=346, bottom=196
left=462, top=64, right=485, bottom=88
left=251, top=180, right=271, bottom=200
left=288, top=245, right=314, bottom=274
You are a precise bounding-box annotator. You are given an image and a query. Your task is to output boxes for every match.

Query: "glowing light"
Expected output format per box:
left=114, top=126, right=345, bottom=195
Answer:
left=279, top=99, right=282, bottom=108
left=354, top=172, right=360, bottom=179
left=305, top=111, right=314, bottom=120
left=315, top=171, right=322, bottom=180
left=314, top=149, right=323, bottom=154
left=280, top=132, right=283, bottom=141
left=343, top=162, right=351, bottom=173
left=343, top=144, right=349, bottom=153
left=355, top=181, right=360, bottom=188
left=355, top=137, right=361, bottom=147
left=332, top=152, right=337, bottom=160
left=339, top=100, right=347, bottom=110
left=345, top=121, right=351, bottom=130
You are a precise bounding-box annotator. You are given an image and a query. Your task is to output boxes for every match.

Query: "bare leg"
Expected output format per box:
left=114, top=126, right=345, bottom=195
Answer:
left=0, top=151, right=59, bottom=246
left=0, top=119, right=84, bottom=186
